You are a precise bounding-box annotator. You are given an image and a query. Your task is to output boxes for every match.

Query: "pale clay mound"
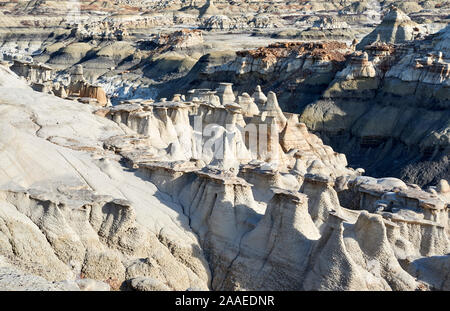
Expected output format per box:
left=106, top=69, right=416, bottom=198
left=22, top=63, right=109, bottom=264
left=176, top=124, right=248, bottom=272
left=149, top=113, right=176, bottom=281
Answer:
left=0, top=64, right=449, bottom=291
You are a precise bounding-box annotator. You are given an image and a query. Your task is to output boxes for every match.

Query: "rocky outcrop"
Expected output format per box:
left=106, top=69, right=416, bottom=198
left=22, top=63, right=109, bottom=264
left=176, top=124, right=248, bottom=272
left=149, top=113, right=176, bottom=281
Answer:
left=312, top=16, right=350, bottom=30
left=356, top=7, right=425, bottom=49
left=144, top=24, right=448, bottom=187
left=0, top=62, right=449, bottom=291
left=337, top=176, right=450, bottom=257
left=9, top=60, right=53, bottom=83
left=0, top=256, right=108, bottom=291
left=199, top=0, right=220, bottom=18
left=152, top=29, right=204, bottom=50
left=407, top=255, right=450, bottom=290
left=300, top=25, right=450, bottom=187
left=6, top=61, right=110, bottom=106
left=0, top=1, right=449, bottom=292
left=0, top=65, right=210, bottom=291
left=280, top=115, right=349, bottom=178
left=96, top=78, right=448, bottom=291
left=158, top=42, right=353, bottom=113
left=103, top=82, right=353, bottom=180
left=304, top=211, right=418, bottom=291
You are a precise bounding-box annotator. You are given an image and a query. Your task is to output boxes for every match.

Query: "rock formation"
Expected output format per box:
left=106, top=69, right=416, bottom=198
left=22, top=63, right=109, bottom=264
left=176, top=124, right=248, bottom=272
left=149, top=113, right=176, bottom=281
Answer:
left=199, top=0, right=220, bottom=18
left=301, top=24, right=450, bottom=187
left=0, top=0, right=448, bottom=293
left=0, top=65, right=210, bottom=291
left=357, top=7, right=425, bottom=49
left=10, top=60, right=53, bottom=83
left=0, top=46, right=449, bottom=291
left=66, top=65, right=109, bottom=106
left=152, top=29, right=204, bottom=50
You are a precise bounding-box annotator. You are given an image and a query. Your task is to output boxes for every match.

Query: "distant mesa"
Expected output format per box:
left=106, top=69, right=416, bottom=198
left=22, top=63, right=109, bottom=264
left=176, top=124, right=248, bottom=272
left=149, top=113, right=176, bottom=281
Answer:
left=357, top=7, right=425, bottom=49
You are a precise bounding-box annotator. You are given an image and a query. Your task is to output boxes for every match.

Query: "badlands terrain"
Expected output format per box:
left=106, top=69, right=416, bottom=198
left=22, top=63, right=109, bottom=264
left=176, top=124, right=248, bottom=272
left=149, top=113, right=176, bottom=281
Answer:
left=0, top=0, right=448, bottom=291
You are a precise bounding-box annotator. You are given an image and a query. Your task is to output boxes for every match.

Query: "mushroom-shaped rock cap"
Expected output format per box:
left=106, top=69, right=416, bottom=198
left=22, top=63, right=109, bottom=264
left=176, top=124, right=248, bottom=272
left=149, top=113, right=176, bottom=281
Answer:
left=74, top=64, right=83, bottom=75
left=437, top=179, right=450, bottom=193
left=307, top=159, right=325, bottom=172
left=237, top=93, right=253, bottom=105
left=209, top=94, right=221, bottom=106
left=171, top=94, right=182, bottom=102
left=241, top=92, right=251, bottom=99
left=251, top=85, right=267, bottom=105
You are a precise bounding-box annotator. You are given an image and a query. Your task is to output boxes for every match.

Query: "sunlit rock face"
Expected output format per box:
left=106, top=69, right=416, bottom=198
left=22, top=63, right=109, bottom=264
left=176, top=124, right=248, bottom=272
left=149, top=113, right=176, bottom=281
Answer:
left=300, top=23, right=450, bottom=188
left=161, top=25, right=447, bottom=187
left=356, top=7, right=426, bottom=49
left=0, top=0, right=448, bottom=292
left=0, top=54, right=449, bottom=291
